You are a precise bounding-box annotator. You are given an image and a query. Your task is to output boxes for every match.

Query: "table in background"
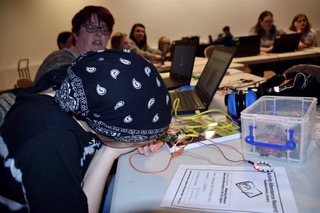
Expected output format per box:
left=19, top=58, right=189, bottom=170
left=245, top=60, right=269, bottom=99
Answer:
left=232, top=48, right=320, bottom=69
left=161, top=57, right=244, bottom=72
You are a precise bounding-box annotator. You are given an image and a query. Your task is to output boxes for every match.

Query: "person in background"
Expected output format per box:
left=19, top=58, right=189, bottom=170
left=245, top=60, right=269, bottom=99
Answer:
left=129, top=23, right=162, bottom=63
left=0, top=50, right=172, bottom=213
left=158, top=36, right=171, bottom=61
left=111, top=32, right=130, bottom=49
left=211, top=26, right=234, bottom=47
left=289, top=13, right=318, bottom=49
left=33, top=5, right=114, bottom=84
left=158, top=36, right=171, bottom=52
left=57, top=31, right=74, bottom=49
left=248, top=11, right=287, bottom=77
left=249, top=10, right=286, bottom=54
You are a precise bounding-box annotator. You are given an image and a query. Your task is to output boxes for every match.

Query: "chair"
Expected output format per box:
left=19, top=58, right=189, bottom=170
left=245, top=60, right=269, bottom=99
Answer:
left=14, top=78, right=33, bottom=88
left=283, top=64, right=320, bottom=83
left=204, top=45, right=216, bottom=58
left=17, top=58, right=31, bottom=80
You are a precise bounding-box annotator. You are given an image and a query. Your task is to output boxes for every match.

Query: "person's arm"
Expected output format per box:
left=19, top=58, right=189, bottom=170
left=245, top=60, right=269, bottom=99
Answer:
left=83, top=145, right=124, bottom=213
left=145, top=44, right=162, bottom=55
left=129, top=40, right=160, bottom=61
left=83, top=142, right=158, bottom=213
left=260, top=46, right=273, bottom=54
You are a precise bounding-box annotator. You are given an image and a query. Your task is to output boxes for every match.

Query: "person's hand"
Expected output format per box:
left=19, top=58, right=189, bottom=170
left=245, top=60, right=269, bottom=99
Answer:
left=260, top=46, right=273, bottom=54
left=153, top=61, right=163, bottom=68
left=294, top=21, right=302, bottom=33
left=137, top=140, right=163, bottom=157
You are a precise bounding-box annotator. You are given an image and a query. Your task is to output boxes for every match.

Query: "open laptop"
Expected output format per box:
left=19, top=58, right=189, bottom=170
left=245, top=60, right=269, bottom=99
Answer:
left=272, top=33, right=302, bottom=53
left=169, top=46, right=236, bottom=114
left=233, top=35, right=260, bottom=57
left=161, top=42, right=197, bottom=90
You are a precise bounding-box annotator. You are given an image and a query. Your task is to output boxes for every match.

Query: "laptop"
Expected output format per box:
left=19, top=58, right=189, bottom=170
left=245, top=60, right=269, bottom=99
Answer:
left=272, top=33, right=302, bottom=53
left=161, top=42, right=198, bottom=90
left=169, top=46, right=236, bottom=114
left=233, top=35, right=260, bottom=57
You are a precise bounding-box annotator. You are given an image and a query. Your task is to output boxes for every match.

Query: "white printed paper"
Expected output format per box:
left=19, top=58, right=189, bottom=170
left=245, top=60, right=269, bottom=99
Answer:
left=161, top=165, right=298, bottom=213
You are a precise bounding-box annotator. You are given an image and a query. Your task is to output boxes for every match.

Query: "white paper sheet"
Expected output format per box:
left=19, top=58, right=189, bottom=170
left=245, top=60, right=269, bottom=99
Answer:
left=161, top=165, right=298, bottom=213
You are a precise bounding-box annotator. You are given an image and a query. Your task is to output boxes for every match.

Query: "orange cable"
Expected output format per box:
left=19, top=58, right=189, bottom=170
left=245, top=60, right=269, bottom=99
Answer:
left=129, top=148, right=184, bottom=174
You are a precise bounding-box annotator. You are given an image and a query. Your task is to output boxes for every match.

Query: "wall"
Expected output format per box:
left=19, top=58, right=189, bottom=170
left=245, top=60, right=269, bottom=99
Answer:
left=0, top=0, right=319, bottom=73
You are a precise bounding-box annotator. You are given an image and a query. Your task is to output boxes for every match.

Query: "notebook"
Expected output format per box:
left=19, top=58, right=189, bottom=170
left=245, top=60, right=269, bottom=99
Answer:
left=169, top=46, right=236, bottom=114
left=161, top=42, right=197, bottom=90
left=272, top=33, right=302, bottom=53
left=233, top=35, right=260, bottom=57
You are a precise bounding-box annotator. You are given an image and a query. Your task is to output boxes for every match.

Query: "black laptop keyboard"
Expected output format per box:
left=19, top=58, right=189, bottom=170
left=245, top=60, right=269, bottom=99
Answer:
left=170, top=91, right=203, bottom=109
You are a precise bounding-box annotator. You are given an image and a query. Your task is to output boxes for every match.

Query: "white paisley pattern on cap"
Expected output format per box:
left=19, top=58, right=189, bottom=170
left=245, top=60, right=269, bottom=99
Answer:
left=144, top=66, right=151, bottom=77
left=110, top=69, right=120, bottom=79
left=124, top=115, right=133, bottom=123
left=114, top=101, right=125, bottom=110
left=147, top=98, right=155, bottom=109
left=86, top=66, right=97, bottom=73
left=156, top=77, right=161, bottom=87
left=119, top=58, right=131, bottom=65
left=152, top=113, right=159, bottom=123
left=132, top=78, right=142, bottom=89
left=96, top=84, right=107, bottom=96
left=55, top=49, right=172, bottom=143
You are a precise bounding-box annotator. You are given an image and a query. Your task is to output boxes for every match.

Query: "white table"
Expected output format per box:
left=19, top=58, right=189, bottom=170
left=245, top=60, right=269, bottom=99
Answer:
left=109, top=69, right=320, bottom=213
left=110, top=137, right=320, bottom=213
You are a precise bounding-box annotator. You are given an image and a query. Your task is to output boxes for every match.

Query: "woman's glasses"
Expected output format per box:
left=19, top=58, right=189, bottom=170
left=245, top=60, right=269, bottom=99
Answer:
left=83, top=24, right=110, bottom=36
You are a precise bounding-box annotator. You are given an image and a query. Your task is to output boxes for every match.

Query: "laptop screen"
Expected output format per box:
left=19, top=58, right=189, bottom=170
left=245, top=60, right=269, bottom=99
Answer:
left=233, top=35, right=260, bottom=57
left=195, top=46, right=236, bottom=106
left=170, top=42, right=197, bottom=78
left=272, top=33, right=302, bottom=53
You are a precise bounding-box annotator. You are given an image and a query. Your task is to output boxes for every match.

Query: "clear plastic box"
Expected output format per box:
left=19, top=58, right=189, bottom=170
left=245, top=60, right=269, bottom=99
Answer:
left=240, top=96, right=317, bottom=165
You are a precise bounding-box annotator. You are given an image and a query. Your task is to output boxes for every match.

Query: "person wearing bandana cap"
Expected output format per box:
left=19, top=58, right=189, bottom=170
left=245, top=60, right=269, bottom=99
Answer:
left=0, top=50, right=172, bottom=213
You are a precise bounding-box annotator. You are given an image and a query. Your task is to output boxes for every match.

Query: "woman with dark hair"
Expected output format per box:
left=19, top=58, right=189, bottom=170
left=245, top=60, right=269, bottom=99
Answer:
left=34, top=5, right=115, bottom=84
left=129, top=23, right=162, bottom=63
left=249, top=10, right=286, bottom=54
left=289, top=13, right=318, bottom=49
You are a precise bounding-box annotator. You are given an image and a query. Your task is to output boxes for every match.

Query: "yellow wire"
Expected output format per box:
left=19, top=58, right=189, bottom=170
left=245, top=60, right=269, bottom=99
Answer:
left=172, top=98, right=234, bottom=129
left=169, top=98, right=238, bottom=144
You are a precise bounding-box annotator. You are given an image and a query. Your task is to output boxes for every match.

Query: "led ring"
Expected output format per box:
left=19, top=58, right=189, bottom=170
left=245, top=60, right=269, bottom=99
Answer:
left=253, top=160, right=274, bottom=172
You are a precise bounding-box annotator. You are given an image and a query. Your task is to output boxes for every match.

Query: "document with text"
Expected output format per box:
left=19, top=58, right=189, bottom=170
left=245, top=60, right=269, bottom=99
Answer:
left=161, top=165, right=298, bottom=213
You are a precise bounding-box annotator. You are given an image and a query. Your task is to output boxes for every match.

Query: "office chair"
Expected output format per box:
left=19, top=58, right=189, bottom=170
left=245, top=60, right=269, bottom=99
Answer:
left=204, top=45, right=215, bottom=58
left=283, top=64, right=320, bottom=83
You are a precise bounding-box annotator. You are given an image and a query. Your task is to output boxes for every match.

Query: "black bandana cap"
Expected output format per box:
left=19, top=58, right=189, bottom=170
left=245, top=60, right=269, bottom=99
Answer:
left=54, top=49, right=172, bottom=142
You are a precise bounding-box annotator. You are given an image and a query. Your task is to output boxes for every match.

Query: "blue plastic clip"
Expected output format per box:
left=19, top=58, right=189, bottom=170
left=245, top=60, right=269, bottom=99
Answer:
left=177, top=85, right=195, bottom=91
left=245, top=125, right=296, bottom=150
